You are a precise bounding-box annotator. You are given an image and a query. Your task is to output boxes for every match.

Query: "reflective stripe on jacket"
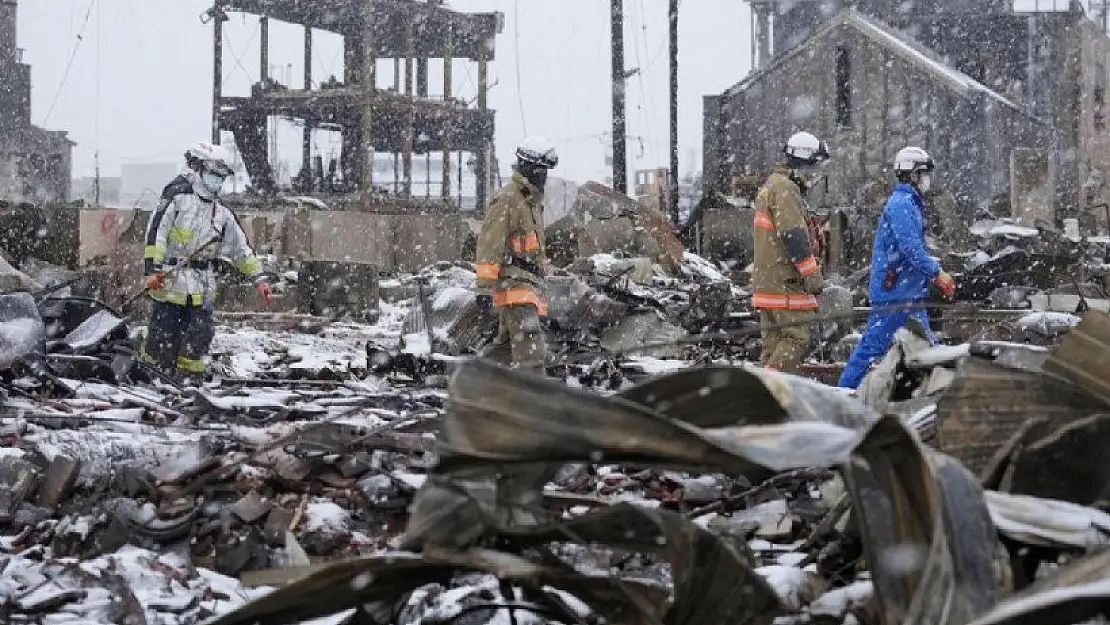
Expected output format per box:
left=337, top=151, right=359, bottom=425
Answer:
left=475, top=172, right=549, bottom=316
left=143, top=173, right=264, bottom=307
left=867, top=183, right=941, bottom=305
left=751, top=166, right=823, bottom=310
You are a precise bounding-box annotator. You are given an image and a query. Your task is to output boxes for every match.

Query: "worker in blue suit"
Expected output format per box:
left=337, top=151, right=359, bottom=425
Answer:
left=838, top=147, right=957, bottom=389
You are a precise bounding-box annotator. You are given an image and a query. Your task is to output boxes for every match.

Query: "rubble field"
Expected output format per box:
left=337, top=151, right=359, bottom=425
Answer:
left=1, top=252, right=1110, bottom=625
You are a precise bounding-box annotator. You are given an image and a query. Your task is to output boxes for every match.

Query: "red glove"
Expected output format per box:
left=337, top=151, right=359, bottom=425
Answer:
left=146, top=273, right=166, bottom=291
left=934, top=271, right=956, bottom=299
left=256, top=281, right=273, bottom=307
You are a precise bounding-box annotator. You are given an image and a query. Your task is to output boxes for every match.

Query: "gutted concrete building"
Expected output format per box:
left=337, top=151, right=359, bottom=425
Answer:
left=708, top=1, right=1110, bottom=228
left=209, top=0, right=502, bottom=212
left=0, top=0, right=73, bottom=204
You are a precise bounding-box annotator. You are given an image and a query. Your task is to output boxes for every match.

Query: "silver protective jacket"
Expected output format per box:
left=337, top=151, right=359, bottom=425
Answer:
left=142, top=173, right=264, bottom=307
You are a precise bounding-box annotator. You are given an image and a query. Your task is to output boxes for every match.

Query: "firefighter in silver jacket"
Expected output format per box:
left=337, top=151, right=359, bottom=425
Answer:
left=141, top=142, right=272, bottom=379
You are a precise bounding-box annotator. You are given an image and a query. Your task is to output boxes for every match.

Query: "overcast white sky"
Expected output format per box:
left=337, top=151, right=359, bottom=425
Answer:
left=21, top=0, right=754, bottom=186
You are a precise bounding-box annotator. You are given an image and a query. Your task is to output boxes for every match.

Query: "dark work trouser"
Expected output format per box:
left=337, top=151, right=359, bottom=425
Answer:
left=141, top=300, right=215, bottom=377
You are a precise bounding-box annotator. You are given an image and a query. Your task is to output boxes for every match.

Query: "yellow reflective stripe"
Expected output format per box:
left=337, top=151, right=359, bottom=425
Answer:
left=144, top=244, right=166, bottom=260
left=236, top=257, right=263, bottom=276
left=149, top=290, right=213, bottom=307
left=168, top=226, right=193, bottom=245
left=176, top=356, right=207, bottom=373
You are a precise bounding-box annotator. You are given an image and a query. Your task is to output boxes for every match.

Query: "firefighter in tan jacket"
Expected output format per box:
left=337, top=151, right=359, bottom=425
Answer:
left=752, top=132, right=831, bottom=372
left=474, top=136, right=559, bottom=373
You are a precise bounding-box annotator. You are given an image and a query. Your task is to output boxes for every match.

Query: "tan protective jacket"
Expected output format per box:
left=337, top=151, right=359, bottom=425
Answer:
left=475, top=172, right=548, bottom=315
left=752, top=165, right=823, bottom=310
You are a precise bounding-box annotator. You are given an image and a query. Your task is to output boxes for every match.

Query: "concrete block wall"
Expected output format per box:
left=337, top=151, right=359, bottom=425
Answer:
left=80, top=207, right=466, bottom=276
left=291, top=210, right=465, bottom=273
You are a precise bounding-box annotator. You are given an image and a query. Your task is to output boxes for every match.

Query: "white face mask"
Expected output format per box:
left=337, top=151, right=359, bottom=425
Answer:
left=917, top=172, right=932, bottom=193
left=202, top=172, right=226, bottom=195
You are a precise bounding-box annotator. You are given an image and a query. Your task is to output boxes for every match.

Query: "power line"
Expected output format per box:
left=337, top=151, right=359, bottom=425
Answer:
left=513, top=0, right=528, bottom=135
left=94, top=0, right=101, bottom=206
left=44, top=0, right=96, bottom=125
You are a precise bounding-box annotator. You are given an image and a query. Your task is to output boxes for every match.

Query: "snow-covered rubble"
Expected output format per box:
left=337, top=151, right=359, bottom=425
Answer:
left=0, top=256, right=1109, bottom=625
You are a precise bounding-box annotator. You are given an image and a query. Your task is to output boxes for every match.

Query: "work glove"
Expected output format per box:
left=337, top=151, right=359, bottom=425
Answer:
left=803, top=273, right=825, bottom=296
left=256, top=281, right=273, bottom=307
left=146, top=273, right=166, bottom=292
left=476, top=294, right=494, bottom=315
left=934, top=270, right=957, bottom=299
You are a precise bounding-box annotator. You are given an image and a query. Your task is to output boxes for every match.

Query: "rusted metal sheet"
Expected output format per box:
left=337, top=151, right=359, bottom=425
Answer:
left=1042, top=310, right=1110, bottom=405
left=935, top=358, right=1106, bottom=476
left=213, top=360, right=1011, bottom=625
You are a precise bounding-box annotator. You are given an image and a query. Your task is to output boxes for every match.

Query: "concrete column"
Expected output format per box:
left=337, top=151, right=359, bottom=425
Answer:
left=303, top=25, right=313, bottom=181
left=260, top=17, right=269, bottom=83
left=402, top=17, right=415, bottom=197
left=442, top=28, right=453, bottom=200
left=359, top=1, right=376, bottom=197
left=476, top=44, right=490, bottom=212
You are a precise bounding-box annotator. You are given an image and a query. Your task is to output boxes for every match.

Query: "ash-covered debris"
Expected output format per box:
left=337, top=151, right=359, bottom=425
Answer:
left=4, top=252, right=1110, bottom=625
left=377, top=252, right=750, bottom=384
left=207, top=311, right=1110, bottom=625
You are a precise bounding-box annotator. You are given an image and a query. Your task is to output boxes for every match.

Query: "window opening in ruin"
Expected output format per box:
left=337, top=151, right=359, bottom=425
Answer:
left=836, top=46, right=852, bottom=128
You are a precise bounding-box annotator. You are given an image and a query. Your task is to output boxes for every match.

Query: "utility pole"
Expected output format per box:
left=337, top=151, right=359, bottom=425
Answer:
left=94, top=152, right=100, bottom=207
left=610, top=0, right=627, bottom=194
left=668, top=0, right=680, bottom=225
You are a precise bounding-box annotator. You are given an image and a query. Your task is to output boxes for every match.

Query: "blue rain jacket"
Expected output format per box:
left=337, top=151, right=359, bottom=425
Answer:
left=867, top=183, right=941, bottom=304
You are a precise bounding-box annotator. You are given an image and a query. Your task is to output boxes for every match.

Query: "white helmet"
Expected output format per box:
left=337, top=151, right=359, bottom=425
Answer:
left=515, top=135, right=559, bottom=169
left=893, top=146, right=934, bottom=175
left=783, top=131, right=830, bottom=165
left=186, top=141, right=235, bottom=177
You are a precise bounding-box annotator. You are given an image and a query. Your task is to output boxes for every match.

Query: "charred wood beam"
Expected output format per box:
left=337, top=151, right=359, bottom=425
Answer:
left=216, top=0, right=501, bottom=59
left=218, top=92, right=493, bottom=155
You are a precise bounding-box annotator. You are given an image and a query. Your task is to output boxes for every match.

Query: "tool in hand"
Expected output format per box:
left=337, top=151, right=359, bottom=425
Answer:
left=122, top=235, right=222, bottom=311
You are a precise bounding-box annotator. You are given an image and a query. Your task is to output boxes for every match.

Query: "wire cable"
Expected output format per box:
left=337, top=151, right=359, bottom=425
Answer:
left=44, top=0, right=96, bottom=125
left=513, top=0, right=528, bottom=135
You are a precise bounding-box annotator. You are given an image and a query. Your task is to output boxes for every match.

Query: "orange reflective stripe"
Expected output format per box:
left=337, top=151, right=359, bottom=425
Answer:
left=476, top=263, right=501, bottom=281
left=522, top=232, right=540, bottom=252
left=754, top=210, right=775, bottom=231
left=494, top=288, right=549, bottom=317
left=752, top=291, right=819, bottom=310
left=509, top=232, right=541, bottom=254
left=795, top=256, right=820, bottom=277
